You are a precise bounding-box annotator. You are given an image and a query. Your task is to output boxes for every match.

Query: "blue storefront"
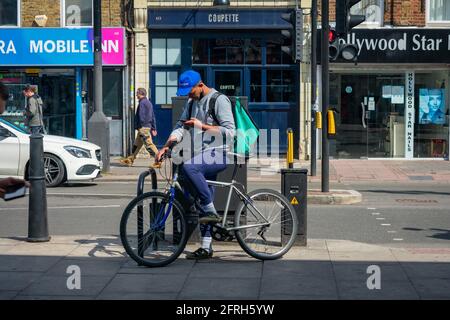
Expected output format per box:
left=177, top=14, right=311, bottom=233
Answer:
left=0, top=27, right=127, bottom=155
left=148, top=8, right=300, bottom=153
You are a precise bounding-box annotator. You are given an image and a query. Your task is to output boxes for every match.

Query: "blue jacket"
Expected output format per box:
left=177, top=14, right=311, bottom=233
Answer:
left=135, top=97, right=157, bottom=130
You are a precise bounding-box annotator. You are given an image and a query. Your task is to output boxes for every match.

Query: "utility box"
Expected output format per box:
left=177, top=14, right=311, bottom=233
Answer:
left=281, top=168, right=307, bottom=246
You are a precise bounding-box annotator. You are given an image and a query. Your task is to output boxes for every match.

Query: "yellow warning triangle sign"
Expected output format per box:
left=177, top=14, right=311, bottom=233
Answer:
left=291, top=197, right=299, bottom=205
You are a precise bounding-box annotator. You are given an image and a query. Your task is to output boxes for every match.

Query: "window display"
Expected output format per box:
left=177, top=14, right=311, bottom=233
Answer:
left=419, top=88, right=446, bottom=125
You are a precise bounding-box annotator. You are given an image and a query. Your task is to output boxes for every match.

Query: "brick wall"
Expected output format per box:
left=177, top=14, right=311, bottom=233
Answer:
left=318, top=0, right=425, bottom=27
left=21, top=0, right=123, bottom=27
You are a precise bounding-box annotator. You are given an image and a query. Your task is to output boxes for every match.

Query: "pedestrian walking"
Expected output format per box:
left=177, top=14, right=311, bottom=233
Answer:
left=23, top=84, right=45, bottom=135
left=120, top=88, right=160, bottom=168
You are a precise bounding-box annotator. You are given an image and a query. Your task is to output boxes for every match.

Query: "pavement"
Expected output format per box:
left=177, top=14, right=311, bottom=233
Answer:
left=101, top=157, right=450, bottom=184
left=1, top=235, right=449, bottom=300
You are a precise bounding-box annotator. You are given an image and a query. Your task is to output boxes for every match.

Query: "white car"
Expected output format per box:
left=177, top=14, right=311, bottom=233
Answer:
left=0, top=118, right=102, bottom=187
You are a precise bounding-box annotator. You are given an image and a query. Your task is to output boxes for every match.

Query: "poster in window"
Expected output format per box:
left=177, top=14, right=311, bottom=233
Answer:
left=419, top=88, right=446, bottom=125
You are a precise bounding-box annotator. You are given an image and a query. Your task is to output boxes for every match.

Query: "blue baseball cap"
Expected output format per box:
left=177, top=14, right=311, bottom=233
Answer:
left=176, top=70, right=202, bottom=96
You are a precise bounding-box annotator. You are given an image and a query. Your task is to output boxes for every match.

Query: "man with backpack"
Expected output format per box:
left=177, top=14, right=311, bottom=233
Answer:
left=156, top=70, right=236, bottom=260
left=23, top=84, right=45, bottom=135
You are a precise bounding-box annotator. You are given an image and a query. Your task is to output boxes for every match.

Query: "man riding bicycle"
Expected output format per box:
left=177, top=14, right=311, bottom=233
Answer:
left=156, top=70, right=236, bottom=260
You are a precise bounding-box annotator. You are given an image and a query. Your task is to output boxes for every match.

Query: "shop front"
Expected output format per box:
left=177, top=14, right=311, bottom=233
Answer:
left=0, top=27, right=127, bottom=155
left=148, top=8, right=300, bottom=153
left=327, top=29, right=450, bottom=159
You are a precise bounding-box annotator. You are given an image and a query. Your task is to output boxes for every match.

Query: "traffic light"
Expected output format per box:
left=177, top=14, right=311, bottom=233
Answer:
left=281, top=9, right=303, bottom=62
left=336, top=0, right=366, bottom=36
left=328, top=29, right=340, bottom=61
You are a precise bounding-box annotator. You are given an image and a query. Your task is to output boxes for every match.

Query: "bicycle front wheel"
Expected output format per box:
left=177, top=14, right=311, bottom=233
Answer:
left=234, top=189, right=298, bottom=260
left=120, top=191, right=188, bottom=267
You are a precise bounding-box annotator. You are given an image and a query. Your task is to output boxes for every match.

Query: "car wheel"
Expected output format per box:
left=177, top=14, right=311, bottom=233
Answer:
left=43, top=153, right=66, bottom=187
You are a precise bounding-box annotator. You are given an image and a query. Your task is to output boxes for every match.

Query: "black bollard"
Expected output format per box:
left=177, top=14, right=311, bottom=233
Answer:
left=27, top=133, right=50, bottom=242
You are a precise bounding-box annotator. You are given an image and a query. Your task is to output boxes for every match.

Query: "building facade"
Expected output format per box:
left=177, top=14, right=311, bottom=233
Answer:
left=0, top=0, right=129, bottom=156
left=308, top=0, right=450, bottom=159
left=133, top=0, right=306, bottom=154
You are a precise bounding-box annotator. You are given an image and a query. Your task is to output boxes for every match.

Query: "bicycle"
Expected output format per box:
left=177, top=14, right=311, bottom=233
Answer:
left=120, top=150, right=298, bottom=267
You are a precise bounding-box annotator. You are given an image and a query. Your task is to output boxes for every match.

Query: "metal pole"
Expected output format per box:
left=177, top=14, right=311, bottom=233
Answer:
left=87, top=0, right=110, bottom=172
left=321, top=0, right=330, bottom=192
left=27, top=133, right=50, bottom=242
left=310, top=0, right=318, bottom=176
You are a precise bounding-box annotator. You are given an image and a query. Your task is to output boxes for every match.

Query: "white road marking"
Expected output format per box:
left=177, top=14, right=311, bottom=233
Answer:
left=367, top=208, right=377, bottom=210
left=372, top=212, right=381, bottom=215
left=393, top=238, right=404, bottom=241
left=381, top=223, right=391, bottom=226
left=0, top=205, right=121, bottom=211
left=387, top=231, right=397, bottom=233
left=376, top=218, right=386, bottom=220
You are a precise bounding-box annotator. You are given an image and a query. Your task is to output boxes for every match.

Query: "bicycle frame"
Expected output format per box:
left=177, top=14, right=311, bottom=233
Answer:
left=154, top=162, right=272, bottom=236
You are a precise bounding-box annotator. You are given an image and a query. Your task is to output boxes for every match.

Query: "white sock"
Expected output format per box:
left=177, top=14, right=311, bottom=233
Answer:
left=200, top=202, right=217, bottom=214
left=201, top=237, right=212, bottom=252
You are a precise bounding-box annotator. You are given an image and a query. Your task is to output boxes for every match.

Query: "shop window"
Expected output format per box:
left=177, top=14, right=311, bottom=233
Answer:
left=266, top=70, right=295, bottom=103
left=154, top=71, right=178, bottom=105
left=210, top=39, right=244, bottom=64
left=414, top=71, right=449, bottom=158
left=63, top=0, right=93, bottom=27
left=0, top=69, right=76, bottom=137
left=427, top=0, right=450, bottom=23
left=350, top=0, right=384, bottom=27
left=0, top=0, right=20, bottom=27
left=103, top=69, right=122, bottom=118
left=152, top=38, right=181, bottom=66
left=250, top=70, right=262, bottom=102
left=245, top=39, right=262, bottom=65
left=192, top=39, right=209, bottom=64
left=266, top=39, right=291, bottom=65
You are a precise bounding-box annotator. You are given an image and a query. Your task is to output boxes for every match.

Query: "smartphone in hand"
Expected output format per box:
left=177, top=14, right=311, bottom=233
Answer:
left=4, top=185, right=27, bottom=201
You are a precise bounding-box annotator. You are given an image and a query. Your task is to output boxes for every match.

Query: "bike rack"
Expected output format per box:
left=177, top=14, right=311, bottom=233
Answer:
left=137, top=169, right=158, bottom=260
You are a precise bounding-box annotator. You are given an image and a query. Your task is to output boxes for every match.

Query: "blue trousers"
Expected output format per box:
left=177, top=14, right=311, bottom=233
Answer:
left=181, top=149, right=227, bottom=240
left=181, top=149, right=227, bottom=208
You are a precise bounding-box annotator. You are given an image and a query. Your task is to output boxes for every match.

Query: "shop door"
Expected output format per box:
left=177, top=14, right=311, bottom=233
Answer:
left=338, top=74, right=405, bottom=158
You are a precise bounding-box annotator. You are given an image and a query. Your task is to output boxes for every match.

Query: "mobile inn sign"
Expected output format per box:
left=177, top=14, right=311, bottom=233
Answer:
left=324, top=29, right=450, bottom=63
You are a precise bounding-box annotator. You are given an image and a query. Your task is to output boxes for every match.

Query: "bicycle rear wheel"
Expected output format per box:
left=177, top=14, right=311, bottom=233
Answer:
left=234, top=189, right=298, bottom=260
left=120, top=191, right=188, bottom=267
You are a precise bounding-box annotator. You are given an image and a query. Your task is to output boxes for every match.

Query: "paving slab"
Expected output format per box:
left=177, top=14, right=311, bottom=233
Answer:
left=400, top=262, right=450, bottom=279
left=119, top=258, right=195, bottom=274
left=19, top=275, right=113, bottom=297
left=190, top=261, right=262, bottom=278
left=97, top=292, right=179, bottom=300
left=178, top=277, right=260, bottom=300
left=0, top=255, right=61, bottom=272
left=0, top=271, right=44, bottom=291
left=260, top=275, right=338, bottom=299
left=0, top=291, right=19, bottom=300
left=332, top=263, right=410, bottom=282
left=258, top=292, right=339, bottom=300
left=410, top=278, right=450, bottom=299
left=14, top=295, right=95, bottom=300
left=45, top=258, right=124, bottom=277
left=337, top=280, right=420, bottom=300
left=328, top=250, right=397, bottom=262
left=101, top=274, right=187, bottom=294
left=67, top=244, right=128, bottom=260
left=263, top=260, right=335, bottom=279
left=391, top=248, right=450, bottom=262
left=281, top=248, right=330, bottom=261
left=4, top=243, right=78, bottom=257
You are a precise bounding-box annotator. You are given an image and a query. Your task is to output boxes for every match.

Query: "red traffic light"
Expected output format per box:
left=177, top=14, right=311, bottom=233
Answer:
left=329, top=29, right=337, bottom=43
